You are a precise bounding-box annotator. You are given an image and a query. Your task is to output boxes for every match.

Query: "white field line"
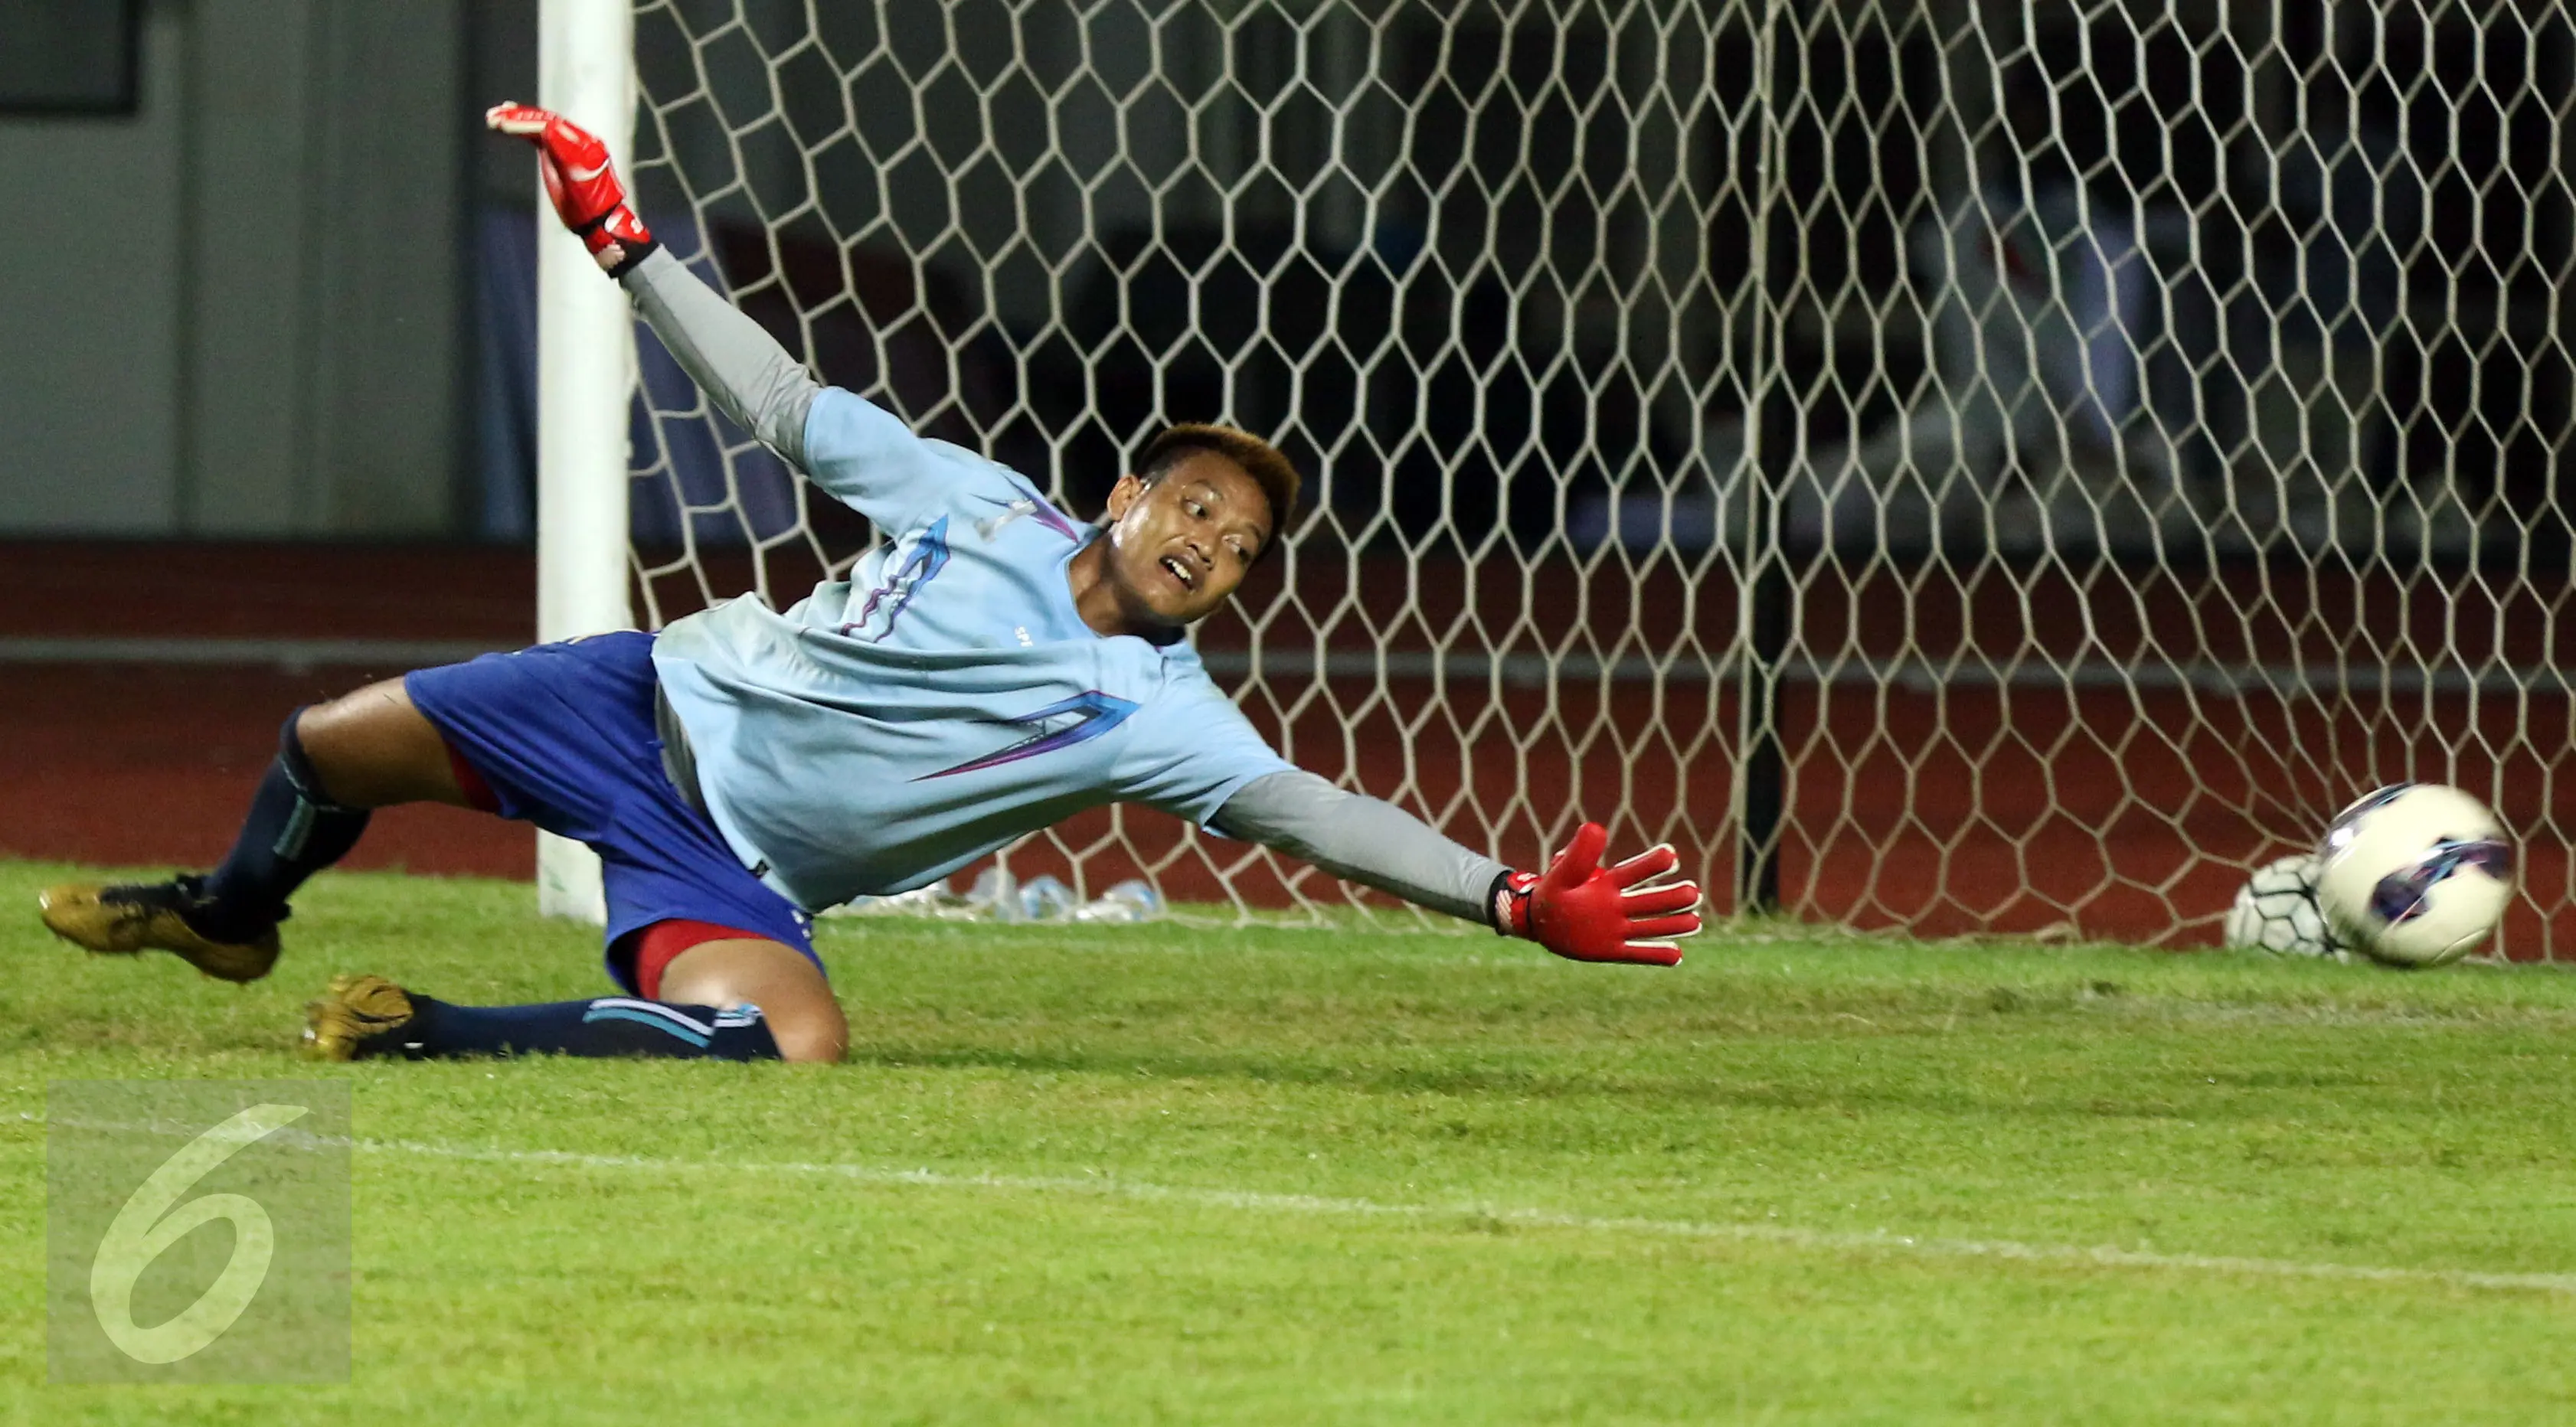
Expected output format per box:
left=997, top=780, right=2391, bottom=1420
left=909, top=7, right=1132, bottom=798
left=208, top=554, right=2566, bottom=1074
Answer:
left=28, top=1113, right=2572, bottom=1296
left=355, top=1134, right=2576, bottom=1298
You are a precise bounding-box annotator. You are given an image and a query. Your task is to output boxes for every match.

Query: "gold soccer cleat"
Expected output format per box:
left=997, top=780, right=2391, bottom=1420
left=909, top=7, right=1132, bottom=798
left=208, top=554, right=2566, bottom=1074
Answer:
left=37, top=877, right=281, bottom=983
left=302, top=974, right=417, bottom=1062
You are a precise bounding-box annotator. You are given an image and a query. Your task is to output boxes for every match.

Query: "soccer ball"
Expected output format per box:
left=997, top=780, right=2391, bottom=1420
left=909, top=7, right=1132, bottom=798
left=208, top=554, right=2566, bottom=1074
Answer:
left=2313, top=784, right=2516, bottom=968
left=2222, top=854, right=2346, bottom=960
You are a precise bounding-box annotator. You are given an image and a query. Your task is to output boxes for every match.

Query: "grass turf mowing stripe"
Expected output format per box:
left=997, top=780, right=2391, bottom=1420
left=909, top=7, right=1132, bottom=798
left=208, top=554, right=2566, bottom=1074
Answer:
left=348, top=1131, right=2576, bottom=1299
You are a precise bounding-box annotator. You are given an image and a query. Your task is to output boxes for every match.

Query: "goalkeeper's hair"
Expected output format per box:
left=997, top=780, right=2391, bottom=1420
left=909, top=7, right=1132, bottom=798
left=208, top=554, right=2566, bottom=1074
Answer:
left=1135, top=423, right=1302, bottom=534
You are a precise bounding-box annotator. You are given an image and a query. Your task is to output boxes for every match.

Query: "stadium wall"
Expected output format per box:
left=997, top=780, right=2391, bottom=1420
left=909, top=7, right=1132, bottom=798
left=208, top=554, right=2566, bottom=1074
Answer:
left=0, top=0, right=466, bottom=539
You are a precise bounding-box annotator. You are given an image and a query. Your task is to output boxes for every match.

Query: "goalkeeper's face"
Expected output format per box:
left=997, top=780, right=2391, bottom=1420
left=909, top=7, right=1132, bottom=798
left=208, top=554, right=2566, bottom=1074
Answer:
left=1100, top=453, right=1272, bottom=627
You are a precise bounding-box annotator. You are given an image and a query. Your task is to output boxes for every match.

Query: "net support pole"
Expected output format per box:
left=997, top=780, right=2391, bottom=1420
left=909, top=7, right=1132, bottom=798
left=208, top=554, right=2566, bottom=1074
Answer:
left=1733, top=0, right=1794, bottom=918
left=531, top=0, right=634, bottom=922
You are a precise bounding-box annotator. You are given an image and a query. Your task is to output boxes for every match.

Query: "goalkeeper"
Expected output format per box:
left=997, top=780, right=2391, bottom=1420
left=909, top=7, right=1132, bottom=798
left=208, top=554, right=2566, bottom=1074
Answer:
left=36, top=104, right=1702, bottom=1065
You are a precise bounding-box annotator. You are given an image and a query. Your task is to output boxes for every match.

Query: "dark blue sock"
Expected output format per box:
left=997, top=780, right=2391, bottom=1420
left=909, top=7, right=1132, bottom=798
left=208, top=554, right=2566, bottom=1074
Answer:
left=377, top=995, right=782, bottom=1061
left=199, top=710, right=371, bottom=940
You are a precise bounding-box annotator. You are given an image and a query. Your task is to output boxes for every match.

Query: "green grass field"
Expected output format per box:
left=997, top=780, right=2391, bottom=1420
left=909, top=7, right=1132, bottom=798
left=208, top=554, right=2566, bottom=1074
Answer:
left=5, top=859, right=2576, bottom=1423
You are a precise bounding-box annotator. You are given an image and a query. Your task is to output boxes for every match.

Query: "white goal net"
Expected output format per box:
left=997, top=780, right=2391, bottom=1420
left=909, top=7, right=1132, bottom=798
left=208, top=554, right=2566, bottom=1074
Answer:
left=590, top=0, right=2576, bottom=954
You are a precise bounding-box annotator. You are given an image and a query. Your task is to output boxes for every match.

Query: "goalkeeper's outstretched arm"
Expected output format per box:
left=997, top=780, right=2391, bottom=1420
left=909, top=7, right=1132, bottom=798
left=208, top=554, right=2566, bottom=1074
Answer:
left=487, top=100, right=822, bottom=469
left=621, top=251, right=822, bottom=469
left=1212, top=771, right=1505, bottom=921
left=1212, top=772, right=1703, bottom=965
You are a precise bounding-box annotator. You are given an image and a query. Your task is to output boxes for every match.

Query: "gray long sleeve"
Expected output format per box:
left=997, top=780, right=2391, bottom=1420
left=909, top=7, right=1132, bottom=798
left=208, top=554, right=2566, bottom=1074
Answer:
left=1211, top=770, right=1508, bottom=926
left=620, top=247, right=821, bottom=469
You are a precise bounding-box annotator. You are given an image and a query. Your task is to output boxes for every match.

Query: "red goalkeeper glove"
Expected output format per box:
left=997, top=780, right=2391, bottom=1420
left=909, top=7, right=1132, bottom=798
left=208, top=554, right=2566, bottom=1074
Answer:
left=485, top=101, right=657, bottom=276
left=1491, top=823, right=1703, bottom=967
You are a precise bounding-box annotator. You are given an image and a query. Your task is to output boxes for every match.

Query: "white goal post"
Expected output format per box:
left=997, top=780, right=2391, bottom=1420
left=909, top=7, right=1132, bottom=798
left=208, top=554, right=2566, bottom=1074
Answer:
left=533, top=0, right=637, bottom=921
left=532, top=0, right=2576, bottom=956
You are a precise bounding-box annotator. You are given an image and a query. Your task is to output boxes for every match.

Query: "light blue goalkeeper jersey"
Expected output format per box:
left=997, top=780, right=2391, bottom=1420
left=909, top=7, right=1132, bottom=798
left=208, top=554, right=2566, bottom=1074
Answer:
left=651, top=388, right=1295, bottom=913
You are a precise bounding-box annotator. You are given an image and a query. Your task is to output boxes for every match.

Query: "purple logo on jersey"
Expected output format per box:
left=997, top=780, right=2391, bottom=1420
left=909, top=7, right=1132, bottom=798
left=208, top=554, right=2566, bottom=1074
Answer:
left=841, top=516, right=950, bottom=642
left=972, top=482, right=1082, bottom=542
left=917, top=689, right=1140, bottom=780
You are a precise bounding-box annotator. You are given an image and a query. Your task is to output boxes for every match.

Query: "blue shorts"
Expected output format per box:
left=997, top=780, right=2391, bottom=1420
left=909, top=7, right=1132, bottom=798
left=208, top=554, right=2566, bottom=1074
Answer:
left=404, top=632, right=819, bottom=994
